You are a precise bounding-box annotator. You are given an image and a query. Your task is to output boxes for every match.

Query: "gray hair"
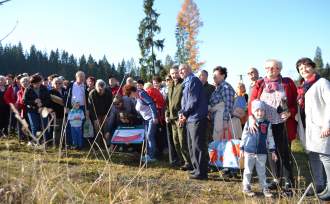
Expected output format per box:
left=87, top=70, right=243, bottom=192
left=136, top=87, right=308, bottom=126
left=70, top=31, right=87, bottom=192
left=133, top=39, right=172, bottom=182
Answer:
left=96, top=79, right=106, bottom=87
left=0, top=75, right=6, bottom=81
left=265, top=59, right=282, bottom=70
left=75, top=71, right=85, bottom=78
left=52, top=77, right=63, bottom=87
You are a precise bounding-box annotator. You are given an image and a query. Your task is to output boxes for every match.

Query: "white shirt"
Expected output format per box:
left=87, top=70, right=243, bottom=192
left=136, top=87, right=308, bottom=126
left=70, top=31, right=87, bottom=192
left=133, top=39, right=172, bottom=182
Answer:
left=71, top=82, right=85, bottom=106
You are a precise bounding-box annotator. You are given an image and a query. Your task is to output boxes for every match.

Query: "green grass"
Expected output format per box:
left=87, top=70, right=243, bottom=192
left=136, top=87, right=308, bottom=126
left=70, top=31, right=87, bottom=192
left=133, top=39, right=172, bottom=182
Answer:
left=0, top=136, right=320, bottom=203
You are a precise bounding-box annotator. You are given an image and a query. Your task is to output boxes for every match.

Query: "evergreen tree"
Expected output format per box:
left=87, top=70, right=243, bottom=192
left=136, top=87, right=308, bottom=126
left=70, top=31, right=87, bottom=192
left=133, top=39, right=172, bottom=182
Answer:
left=314, top=46, right=324, bottom=70
left=137, top=0, right=165, bottom=80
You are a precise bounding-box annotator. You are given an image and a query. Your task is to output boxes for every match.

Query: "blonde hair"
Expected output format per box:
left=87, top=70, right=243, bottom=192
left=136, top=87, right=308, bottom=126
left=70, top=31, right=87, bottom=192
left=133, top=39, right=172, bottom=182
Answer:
left=52, top=77, right=63, bottom=88
left=144, top=82, right=153, bottom=89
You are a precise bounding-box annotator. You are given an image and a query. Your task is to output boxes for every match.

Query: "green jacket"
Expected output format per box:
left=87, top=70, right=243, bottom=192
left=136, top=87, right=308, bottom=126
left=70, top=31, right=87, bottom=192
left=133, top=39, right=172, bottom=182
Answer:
left=166, top=79, right=183, bottom=120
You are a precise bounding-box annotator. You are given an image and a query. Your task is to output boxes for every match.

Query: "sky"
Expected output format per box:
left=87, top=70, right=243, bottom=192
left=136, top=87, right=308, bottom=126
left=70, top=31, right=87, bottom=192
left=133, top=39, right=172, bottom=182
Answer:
left=1, top=0, right=330, bottom=85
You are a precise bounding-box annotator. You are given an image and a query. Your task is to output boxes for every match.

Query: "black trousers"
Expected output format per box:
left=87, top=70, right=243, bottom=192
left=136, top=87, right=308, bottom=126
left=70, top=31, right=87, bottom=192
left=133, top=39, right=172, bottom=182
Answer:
left=268, top=123, right=294, bottom=185
left=187, top=118, right=208, bottom=177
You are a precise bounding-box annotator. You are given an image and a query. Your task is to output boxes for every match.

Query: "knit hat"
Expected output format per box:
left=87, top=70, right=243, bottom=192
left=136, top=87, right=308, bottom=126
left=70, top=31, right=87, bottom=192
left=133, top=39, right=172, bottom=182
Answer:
left=72, top=97, right=80, bottom=105
left=252, top=100, right=266, bottom=114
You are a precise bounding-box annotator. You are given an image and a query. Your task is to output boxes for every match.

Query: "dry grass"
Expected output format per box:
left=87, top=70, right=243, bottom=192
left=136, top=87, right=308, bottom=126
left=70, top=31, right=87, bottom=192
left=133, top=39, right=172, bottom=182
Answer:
left=0, top=136, right=320, bottom=204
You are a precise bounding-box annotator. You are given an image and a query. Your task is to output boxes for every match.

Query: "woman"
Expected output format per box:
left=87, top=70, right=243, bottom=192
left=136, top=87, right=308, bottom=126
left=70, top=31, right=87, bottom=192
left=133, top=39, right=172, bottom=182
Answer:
left=16, top=76, right=30, bottom=142
left=248, top=59, right=297, bottom=193
left=0, top=75, right=10, bottom=137
left=23, top=74, right=51, bottom=144
left=49, top=77, right=67, bottom=145
left=125, top=84, right=158, bottom=162
left=296, top=57, right=330, bottom=201
left=233, top=82, right=248, bottom=132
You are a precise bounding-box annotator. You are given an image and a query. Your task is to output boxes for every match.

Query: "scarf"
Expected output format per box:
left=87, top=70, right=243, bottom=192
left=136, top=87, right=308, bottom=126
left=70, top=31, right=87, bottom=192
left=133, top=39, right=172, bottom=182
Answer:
left=263, top=76, right=282, bottom=93
left=297, top=74, right=320, bottom=109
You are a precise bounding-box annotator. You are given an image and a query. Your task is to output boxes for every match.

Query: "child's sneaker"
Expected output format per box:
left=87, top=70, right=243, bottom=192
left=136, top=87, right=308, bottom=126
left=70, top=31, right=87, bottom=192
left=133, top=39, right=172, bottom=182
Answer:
left=243, top=186, right=255, bottom=197
left=263, top=188, right=273, bottom=198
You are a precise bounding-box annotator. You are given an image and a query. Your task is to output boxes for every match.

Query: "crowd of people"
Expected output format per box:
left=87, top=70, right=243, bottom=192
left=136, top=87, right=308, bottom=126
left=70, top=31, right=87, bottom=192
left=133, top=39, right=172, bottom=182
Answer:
left=0, top=58, right=329, bottom=200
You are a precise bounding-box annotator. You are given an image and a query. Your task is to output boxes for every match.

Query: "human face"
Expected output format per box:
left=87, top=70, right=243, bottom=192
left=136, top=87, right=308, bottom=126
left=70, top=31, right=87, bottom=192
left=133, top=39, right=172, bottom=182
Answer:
left=265, top=61, right=281, bottom=79
left=238, top=84, right=246, bottom=93
left=96, top=83, right=105, bottom=95
left=152, top=80, right=161, bottom=90
left=178, top=65, right=190, bottom=79
left=76, top=73, right=85, bottom=84
left=170, top=69, right=180, bottom=82
left=298, top=64, right=316, bottom=81
left=199, top=72, right=208, bottom=84
left=0, top=78, right=6, bottom=86
left=54, top=80, right=63, bottom=90
left=32, top=81, right=41, bottom=89
left=109, top=78, right=117, bottom=87
left=254, top=109, right=265, bottom=120
left=247, top=69, right=259, bottom=82
left=213, top=70, right=225, bottom=85
left=137, top=83, right=144, bottom=90
left=165, top=77, right=172, bottom=86
left=87, top=78, right=95, bottom=89
left=73, top=102, right=80, bottom=109
left=6, top=77, right=13, bottom=86
left=20, top=78, right=29, bottom=88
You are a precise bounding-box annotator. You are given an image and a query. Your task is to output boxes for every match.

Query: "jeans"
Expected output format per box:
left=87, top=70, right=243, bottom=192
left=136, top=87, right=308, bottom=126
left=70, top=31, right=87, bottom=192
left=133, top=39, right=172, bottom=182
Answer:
left=71, top=126, right=83, bottom=148
left=144, top=119, right=157, bottom=159
left=243, top=153, right=268, bottom=190
left=309, top=152, right=326, bottom=191
left=27, top=111, right=50, bottom=143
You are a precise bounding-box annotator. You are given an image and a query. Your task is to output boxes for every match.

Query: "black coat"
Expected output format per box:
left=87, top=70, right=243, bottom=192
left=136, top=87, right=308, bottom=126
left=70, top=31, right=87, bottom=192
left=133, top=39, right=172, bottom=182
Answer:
left=23, top=85, right=51, bottom=113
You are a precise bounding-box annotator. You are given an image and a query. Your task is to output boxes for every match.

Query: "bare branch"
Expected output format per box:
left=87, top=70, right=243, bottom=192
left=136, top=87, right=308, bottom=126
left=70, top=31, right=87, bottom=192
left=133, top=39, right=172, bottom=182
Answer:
left=0, top=20, right=18, bottom=42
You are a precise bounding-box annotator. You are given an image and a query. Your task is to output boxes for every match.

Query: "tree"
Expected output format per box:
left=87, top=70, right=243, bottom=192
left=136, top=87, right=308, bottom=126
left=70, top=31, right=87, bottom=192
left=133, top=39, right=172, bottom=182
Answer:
left=137, top=0, right=165, bottom=80
left=314, top=46, right=324, bottom=70
left=176, top=0, right=203, bottom=71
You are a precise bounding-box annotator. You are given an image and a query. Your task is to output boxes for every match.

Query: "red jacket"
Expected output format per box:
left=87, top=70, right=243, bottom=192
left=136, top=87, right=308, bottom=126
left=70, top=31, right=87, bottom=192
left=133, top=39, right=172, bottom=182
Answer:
left=146, top=87, right=165, bottom=109
left=248, top=77, right=298, bottom=141
left=111, top=86, right=123, bottom=96
left=4, top=85, right=17, bottom=104
left=16, top=88, right=26, bottom=117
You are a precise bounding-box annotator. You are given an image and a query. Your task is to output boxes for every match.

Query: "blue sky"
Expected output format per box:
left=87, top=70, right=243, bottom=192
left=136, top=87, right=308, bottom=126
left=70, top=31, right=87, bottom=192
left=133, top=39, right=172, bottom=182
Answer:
left=1, top=0, right=330, bottom=85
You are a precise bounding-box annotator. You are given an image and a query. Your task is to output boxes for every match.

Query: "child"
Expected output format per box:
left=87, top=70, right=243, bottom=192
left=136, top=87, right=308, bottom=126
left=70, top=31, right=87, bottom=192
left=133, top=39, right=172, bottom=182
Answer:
left=240, top=100, right=277, bottom=197
left=68, top=99, right=85, bottom=149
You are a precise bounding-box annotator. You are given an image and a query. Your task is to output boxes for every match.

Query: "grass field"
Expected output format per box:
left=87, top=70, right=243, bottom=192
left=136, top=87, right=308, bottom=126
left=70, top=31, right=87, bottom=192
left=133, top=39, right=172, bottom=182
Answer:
left=0, top=136, right=321, bottom=203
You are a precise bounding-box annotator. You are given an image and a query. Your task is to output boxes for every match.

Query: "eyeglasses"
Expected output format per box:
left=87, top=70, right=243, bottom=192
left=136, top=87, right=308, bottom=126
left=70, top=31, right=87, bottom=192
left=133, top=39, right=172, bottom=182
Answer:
left=247, top=71, right=255, bottom=75
left=166, top=79, right=171, bottom=81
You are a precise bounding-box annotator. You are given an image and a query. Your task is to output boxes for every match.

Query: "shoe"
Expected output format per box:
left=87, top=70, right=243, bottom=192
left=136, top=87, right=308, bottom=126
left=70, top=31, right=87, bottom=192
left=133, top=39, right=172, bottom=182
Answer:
left=189, top=170, right=196, bottom=175
left=318, top=187, right=330, bottom=201
left=268, top=180, right=279, bottom=190
left=180, top=164, right=193, bottom=171
left=189, top=174, right=207, bottom=180
left=242, top=187, right=255, bottom=197
left=142, top=155, right=156, bottom=163
left=263, top=189, right=273, bottom=198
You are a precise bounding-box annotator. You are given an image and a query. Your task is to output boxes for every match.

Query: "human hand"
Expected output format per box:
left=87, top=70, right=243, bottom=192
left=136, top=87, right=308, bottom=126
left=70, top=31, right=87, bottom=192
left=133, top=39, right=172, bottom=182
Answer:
left=321, top=128, right=330, bottom=138
left=240, top=151, right=244, bottom=158
left=280, top=111, right=291, bottom=121
left=165, top=117, right=169, bottom=123
left=272, top=152, right=278, bottom=161
left=248, top=116, right=258, bottom=134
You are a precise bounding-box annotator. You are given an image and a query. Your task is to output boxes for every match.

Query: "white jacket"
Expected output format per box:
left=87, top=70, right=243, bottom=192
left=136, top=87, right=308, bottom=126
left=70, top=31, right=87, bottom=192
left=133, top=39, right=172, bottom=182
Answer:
left=305, top=78, right=330, bottom=154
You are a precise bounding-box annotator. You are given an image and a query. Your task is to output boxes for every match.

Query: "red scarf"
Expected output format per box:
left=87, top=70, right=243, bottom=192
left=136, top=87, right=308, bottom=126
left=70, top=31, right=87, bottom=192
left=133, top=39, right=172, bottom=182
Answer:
left=263, top=76, right=281, bottom=93
left=297, top=74, right=320, bottom=109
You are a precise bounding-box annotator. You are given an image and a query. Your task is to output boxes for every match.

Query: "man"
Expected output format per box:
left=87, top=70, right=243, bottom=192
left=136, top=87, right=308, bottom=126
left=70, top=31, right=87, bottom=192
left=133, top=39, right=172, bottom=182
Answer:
left=166, top=66, right=191, bottom=170
left=108, top=76, right=122, bottom=96
left=198, top=70, right=215, bottom=102
left=178, top=64, right=208, bottom=180
left=88, top=79, right=113, bottom=144
left=247, top=67, right=260, bottom=100
left=66, top=71, right=89, bottom=146
left=86, top=76, right=96, bottom=93
left=198, top=70, right=215, bottom=143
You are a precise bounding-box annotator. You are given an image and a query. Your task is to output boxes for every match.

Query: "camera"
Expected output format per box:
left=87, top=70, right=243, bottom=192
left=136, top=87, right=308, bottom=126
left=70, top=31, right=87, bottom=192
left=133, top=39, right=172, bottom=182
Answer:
left=277, top=97, right=288, bottom=114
